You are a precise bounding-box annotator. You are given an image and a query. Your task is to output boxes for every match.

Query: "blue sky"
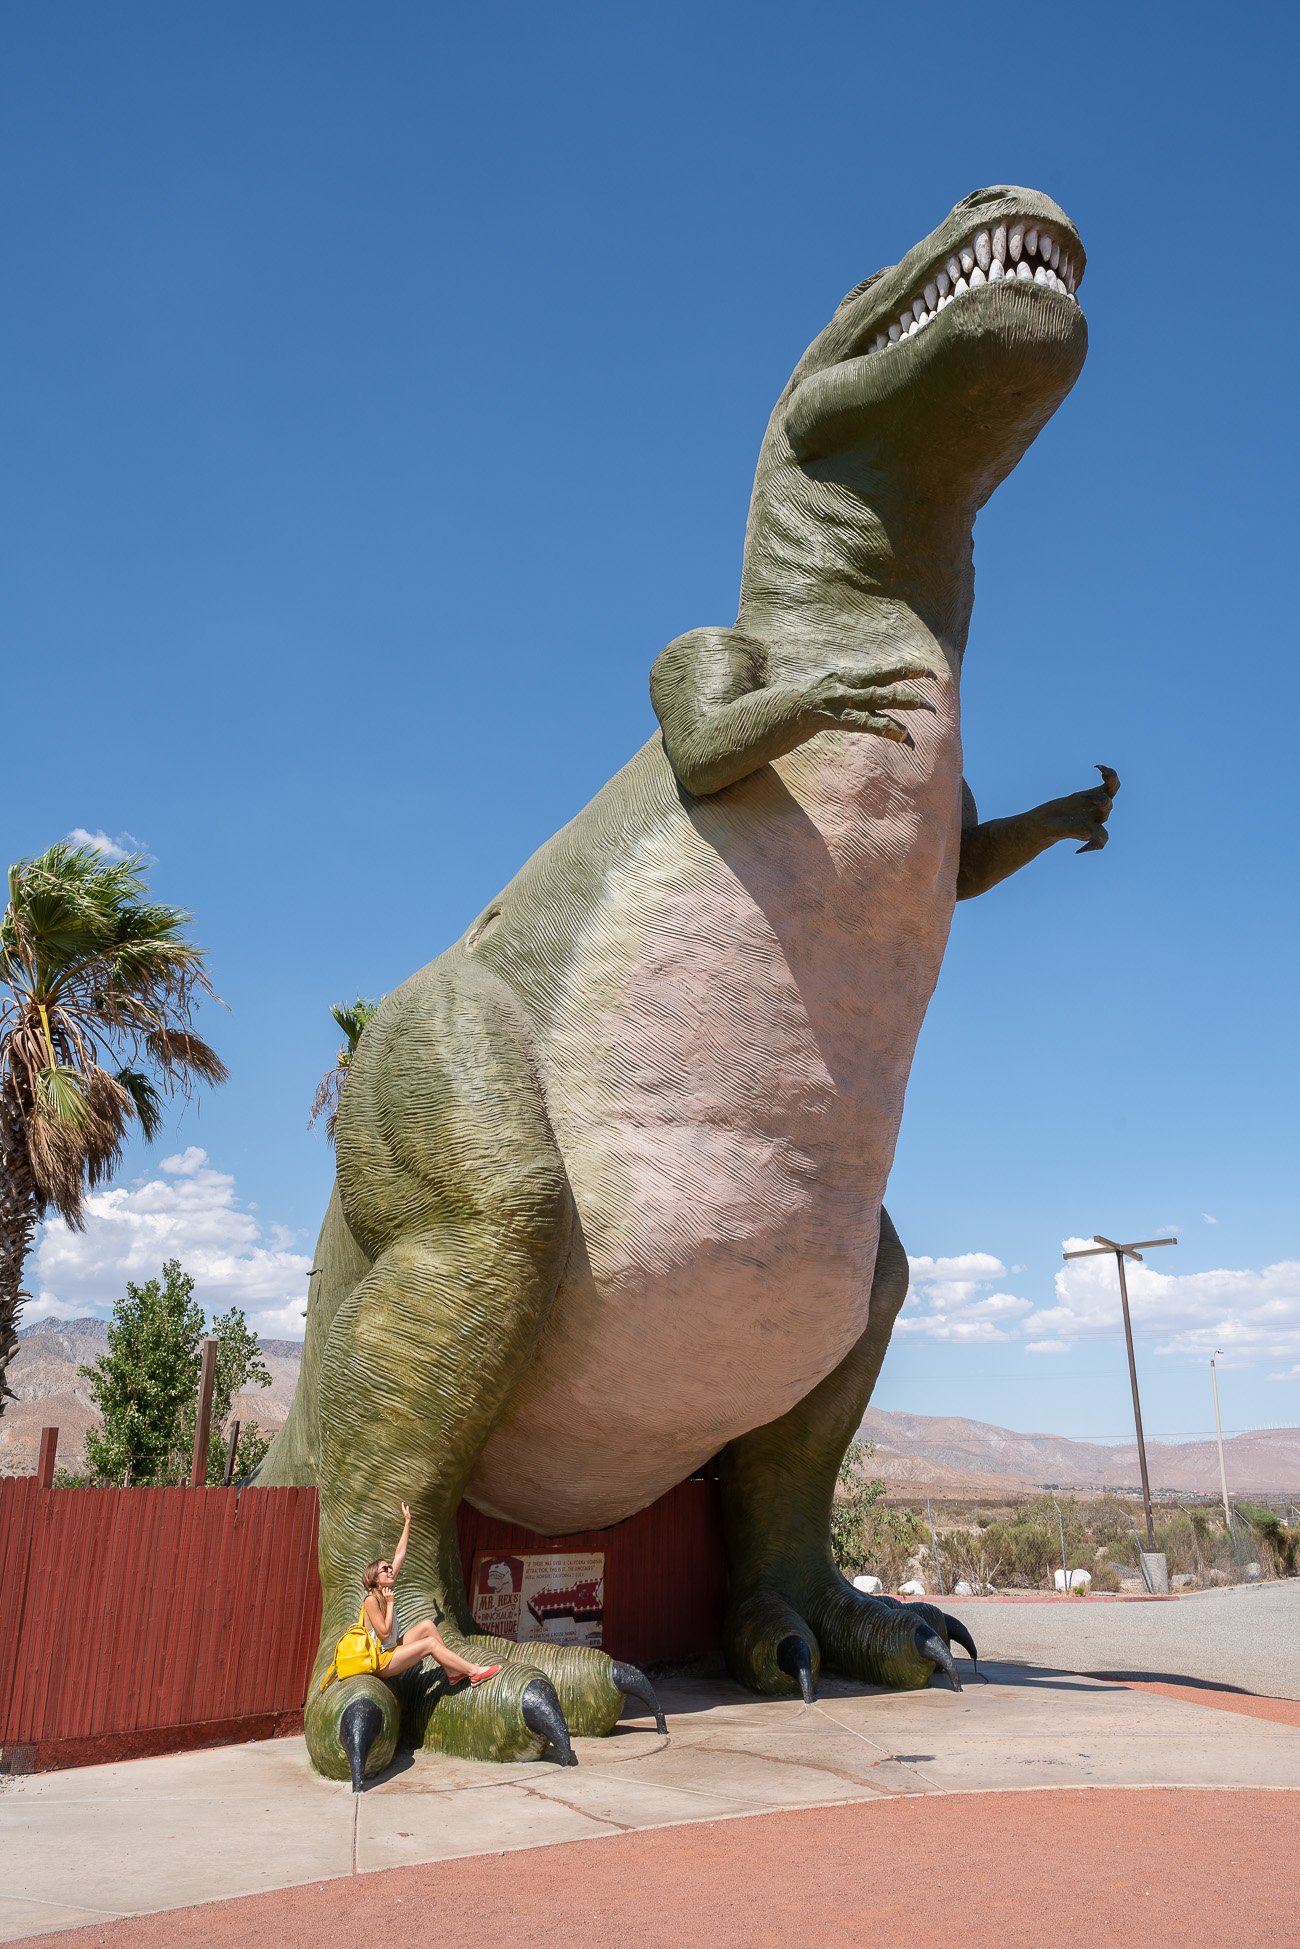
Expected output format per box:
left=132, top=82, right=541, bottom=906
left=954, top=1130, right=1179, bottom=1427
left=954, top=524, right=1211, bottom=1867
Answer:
left=5, top=2, right=1298, bottom=1451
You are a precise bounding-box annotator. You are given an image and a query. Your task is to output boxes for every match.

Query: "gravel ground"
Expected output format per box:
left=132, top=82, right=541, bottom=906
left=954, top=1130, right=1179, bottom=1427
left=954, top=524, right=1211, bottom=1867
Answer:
left=971, top=1580, right=1300, bottom=1699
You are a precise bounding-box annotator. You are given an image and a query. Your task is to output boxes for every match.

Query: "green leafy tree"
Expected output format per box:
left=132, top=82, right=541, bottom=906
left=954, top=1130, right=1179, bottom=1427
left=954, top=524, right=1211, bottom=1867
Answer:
left=309, top=996, right=382, bottom=1142
left=0, top=842, right=226, bottom=1410
left=80, top=1259, right=271, bottom=1485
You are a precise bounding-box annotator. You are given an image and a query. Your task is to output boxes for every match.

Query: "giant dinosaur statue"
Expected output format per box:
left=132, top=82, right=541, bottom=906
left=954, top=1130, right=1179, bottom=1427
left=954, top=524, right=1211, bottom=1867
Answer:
left=262, top=185, right=1117, bottom=1784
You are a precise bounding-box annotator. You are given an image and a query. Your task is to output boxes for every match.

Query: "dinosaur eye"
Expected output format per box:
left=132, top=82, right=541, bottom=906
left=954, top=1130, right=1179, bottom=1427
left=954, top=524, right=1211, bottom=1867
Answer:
left=839, top=269, right=884, bottom=308
left=957, top=187, right=1008, bottom=211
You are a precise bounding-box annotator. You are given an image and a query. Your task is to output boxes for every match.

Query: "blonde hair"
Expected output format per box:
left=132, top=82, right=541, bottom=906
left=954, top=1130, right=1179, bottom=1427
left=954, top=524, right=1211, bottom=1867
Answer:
left=362, top=1559, right=387, bottom=1592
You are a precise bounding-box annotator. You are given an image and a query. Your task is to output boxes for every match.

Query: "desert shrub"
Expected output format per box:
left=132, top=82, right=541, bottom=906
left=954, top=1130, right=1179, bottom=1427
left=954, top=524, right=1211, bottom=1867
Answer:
left=1237, top=1503, right=1299, bottom=1577
left=830, top=1441, right=927, bottom=1585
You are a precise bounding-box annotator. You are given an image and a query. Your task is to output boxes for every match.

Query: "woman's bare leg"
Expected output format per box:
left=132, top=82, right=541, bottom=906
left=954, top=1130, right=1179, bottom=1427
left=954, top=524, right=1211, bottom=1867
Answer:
left=383, top=1623, right=496, bottom=1681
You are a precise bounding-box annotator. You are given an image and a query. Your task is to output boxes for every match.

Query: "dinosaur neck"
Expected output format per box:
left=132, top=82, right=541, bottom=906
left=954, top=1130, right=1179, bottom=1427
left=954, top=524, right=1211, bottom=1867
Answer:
left=736, top=467, right=977, bottom=668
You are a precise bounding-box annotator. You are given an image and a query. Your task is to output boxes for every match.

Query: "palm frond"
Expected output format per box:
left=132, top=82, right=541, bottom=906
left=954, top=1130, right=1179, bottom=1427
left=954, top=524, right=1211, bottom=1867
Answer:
left=143, top=1029, right=229, bottom=1086
left=309, top=996, right=382, bottom=1138
left=34, top=1065, right=91, bottom=1130
left=115, top=1068, right=165, bottom=1141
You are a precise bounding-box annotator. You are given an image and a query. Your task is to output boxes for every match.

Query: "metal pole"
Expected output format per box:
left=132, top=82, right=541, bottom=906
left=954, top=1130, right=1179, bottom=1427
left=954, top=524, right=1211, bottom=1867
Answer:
left=1210, top=1354, right=1231, bottom=1526
left=190, top=1335, right=218, bottom=1488
left=1113, top=1251, right=1157, bottom=1549
left=222, top=1418, right=242, bottom=1487
left=1052, top=1497, right=1070, bottom=1593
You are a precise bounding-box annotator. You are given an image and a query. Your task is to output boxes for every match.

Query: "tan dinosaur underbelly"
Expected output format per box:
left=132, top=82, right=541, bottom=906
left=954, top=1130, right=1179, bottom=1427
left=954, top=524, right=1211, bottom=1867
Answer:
left=468, top=703, right=962, bottom=1533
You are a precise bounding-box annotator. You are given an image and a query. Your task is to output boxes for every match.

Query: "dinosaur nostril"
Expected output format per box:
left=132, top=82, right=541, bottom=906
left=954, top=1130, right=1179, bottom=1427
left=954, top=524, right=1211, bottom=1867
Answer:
left=957, top=187, right=1008, bottom=210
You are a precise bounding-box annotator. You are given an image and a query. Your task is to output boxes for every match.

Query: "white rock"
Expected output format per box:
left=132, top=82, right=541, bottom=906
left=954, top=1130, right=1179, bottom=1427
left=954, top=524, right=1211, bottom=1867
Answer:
left=953, top=1580, right=977, bottom=1597
left=899, top=1578, right=927, bottom=1597
left=1053, top=1567, right=1092, bottom=1592
left=852, top=1574, right=883, bottom=1594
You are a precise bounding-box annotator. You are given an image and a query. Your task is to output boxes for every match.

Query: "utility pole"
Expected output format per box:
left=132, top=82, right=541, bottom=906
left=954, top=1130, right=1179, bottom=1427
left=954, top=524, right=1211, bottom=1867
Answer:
left=1062, top=1234, right=1176, bottom=1551
left=1210, top=1350, right=1231, bottom=1526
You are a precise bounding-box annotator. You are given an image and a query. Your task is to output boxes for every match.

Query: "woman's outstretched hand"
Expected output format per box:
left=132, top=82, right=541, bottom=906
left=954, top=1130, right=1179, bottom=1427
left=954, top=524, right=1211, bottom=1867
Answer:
left=400, top=1501, right=411, bottom=1524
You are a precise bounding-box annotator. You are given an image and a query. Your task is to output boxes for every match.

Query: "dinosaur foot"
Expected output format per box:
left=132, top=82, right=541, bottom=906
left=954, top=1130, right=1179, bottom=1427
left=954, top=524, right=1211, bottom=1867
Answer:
left=305, top=1673, right=401, bottom=1786
left=464, top=1635, right=668, bottom=1739
left=728, top=1583, right=973, bottom=1697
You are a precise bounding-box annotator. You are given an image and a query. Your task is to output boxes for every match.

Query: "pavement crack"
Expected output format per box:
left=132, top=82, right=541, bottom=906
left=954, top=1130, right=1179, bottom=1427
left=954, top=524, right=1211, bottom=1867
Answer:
left=516, top=1782, right=634, bottom=1833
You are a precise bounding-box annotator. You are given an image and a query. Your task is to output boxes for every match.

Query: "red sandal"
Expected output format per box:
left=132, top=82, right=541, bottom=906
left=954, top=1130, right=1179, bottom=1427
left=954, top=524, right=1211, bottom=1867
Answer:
left=469, top=1664, right=503, bottom=1685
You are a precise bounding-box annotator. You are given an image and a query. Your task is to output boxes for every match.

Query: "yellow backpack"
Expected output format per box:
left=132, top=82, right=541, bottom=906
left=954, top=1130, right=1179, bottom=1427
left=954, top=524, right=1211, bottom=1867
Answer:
left=319, top=1603, right=381, bottom=1692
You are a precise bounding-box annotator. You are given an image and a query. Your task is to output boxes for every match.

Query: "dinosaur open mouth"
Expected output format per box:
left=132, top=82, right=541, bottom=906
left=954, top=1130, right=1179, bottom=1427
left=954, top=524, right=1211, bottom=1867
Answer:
left=867, top=218, right=1082, bottom=357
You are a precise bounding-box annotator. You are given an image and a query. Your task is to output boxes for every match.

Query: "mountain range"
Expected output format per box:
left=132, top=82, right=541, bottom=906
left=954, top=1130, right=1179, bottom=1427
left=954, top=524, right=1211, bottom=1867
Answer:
left=5, top=1318, right=1298, bottom=1500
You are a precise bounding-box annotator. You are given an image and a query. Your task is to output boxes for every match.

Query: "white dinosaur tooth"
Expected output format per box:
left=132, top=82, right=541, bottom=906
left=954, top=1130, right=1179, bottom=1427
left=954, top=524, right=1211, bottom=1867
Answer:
left=947, top=253, right=963, bottom=282
left=924, top=280, right=938, bottom=309
left=936, top=269, right=950, bottom=296
left=1050, top=239, right=1061, bottom=270
left=992, top=222, right=1007, bottom=264
left=975, top=229, right=992, bottom=271
left=1041, top=231, right=1055, bottom=260
left=1025, top=226, right=1038, bottom=257
left=989, top=259, right=1005, bottom=282
left=888, top=321, right=901, bottom=341
left=969, top=264, right=987, bottom=286
left=953, top=275, right=968, bottom=295
left=1008, top=221, right=1024, bottom=262
left=960, top=245, right=975, bottom=274
left=912, top=297, right=926, bottom=321
left=874, top=333, right=888, bottom=352
left=1034, top=263, right=1050, bottom=284
left=1015, top=259, right=1033, bottom=281
left=937, top=291, right=952, bottom=308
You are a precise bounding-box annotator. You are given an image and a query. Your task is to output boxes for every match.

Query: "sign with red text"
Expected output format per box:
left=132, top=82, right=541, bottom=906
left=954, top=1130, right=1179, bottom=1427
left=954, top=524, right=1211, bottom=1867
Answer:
left=469, top=1550, right=605, bottom=1648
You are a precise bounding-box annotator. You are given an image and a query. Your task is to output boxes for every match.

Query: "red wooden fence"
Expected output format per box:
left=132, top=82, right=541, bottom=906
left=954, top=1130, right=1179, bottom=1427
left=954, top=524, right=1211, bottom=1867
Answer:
left=0, top=1479, right=322, bottom=1774
left=0, top=1472, right=724, bottom=1775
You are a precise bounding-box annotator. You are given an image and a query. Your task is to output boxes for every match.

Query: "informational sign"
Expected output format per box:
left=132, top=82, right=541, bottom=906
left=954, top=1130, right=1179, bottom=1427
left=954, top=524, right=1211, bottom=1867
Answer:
left=469, top=1550, right=605, bottom=1648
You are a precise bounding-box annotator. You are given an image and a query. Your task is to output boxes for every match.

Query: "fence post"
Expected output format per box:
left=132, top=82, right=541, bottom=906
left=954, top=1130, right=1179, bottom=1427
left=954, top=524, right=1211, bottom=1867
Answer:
left=190, top=1337, right=218, bottom=1488
left=36, top=1427, right=58, bottom=1489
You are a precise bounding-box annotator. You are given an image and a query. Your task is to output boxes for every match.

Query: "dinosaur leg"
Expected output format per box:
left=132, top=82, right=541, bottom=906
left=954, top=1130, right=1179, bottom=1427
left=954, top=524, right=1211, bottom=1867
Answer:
left=305, top=965, right=662, bottom=1782
left=721, top=1209, right=976, bottom=1700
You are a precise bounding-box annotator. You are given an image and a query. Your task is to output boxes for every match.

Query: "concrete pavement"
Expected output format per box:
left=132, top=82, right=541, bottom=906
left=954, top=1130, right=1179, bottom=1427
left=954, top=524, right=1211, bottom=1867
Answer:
left=3, top=1632, right=1298, bottom=1941
left=966, top=1578, right=1300, bottom=1699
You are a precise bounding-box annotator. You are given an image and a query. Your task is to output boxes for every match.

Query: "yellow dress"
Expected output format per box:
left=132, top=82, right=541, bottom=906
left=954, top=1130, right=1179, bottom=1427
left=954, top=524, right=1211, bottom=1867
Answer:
left=319, top=1600, right=395, bottom=1691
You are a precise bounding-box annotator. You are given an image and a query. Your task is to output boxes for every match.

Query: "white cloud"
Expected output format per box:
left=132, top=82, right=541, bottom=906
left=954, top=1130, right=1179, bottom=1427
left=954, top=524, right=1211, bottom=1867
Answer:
left=1023, top=1239, right=1300, bottom=1368
left=66, top=827, right=146, bottom=862
left=1202, top=1213, right=1219, bottom=1226
left=30, top=1149, right=313, bottom=1341
left=1267, top=1364, right=1300, bottom=1384
left=903, top=1252, right=1030, bottom=1342
left=1025, top=1339, right=1070, bottom=1355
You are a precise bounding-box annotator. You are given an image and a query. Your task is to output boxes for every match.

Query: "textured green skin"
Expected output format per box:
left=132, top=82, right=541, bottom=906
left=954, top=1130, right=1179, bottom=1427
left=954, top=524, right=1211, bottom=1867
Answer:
left=265, top=186, right=1115, bottom=1775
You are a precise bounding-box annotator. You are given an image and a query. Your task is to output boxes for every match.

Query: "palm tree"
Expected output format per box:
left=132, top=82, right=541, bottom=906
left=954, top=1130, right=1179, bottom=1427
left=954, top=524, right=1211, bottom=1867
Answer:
left=0, top=842, right=227, bottom=1410
left=309, top=997, right=382, bottom=1142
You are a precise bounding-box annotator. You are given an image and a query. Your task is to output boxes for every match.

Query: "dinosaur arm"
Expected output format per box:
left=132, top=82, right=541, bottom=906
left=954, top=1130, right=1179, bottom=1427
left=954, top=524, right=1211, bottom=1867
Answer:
left=650, top=628, right=818, bottom=797
left=651, top=626, right=933, bottom=799
left=957, top=768, right=1119, bottom=900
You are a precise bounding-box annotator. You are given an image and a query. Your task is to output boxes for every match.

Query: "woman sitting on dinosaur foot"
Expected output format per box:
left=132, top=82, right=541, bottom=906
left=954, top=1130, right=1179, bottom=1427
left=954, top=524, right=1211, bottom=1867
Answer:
left=324, top=1503, right=501, bottom=1690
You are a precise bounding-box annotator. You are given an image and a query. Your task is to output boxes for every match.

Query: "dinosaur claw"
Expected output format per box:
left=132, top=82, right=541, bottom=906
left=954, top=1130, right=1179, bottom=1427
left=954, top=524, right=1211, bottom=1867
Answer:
left=521, top=1676, right=578, bottom=1765
left=609, top=1661, right=669, bottom=1736
left=915, top=1624, right=962, bottom=1692
left=339, top=1694, right=386, bottom=1793
left=1095, top=763, right=1120, bottom=797
left=777, top=1633, right=817, bottom=1703
left=943, top=1614, right=979, bottom=1668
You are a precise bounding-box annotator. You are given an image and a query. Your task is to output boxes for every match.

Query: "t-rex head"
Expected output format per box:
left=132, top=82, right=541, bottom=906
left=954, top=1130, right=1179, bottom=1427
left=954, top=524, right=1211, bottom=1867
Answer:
left=739, top=187, right=1088, bottom=643
left=787, top=185, right=1086, bottom=491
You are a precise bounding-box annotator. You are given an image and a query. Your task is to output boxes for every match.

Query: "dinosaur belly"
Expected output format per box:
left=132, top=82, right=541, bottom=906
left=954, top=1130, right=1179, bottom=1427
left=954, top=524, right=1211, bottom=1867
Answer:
left=468, top=701, right=962, bottom=1533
